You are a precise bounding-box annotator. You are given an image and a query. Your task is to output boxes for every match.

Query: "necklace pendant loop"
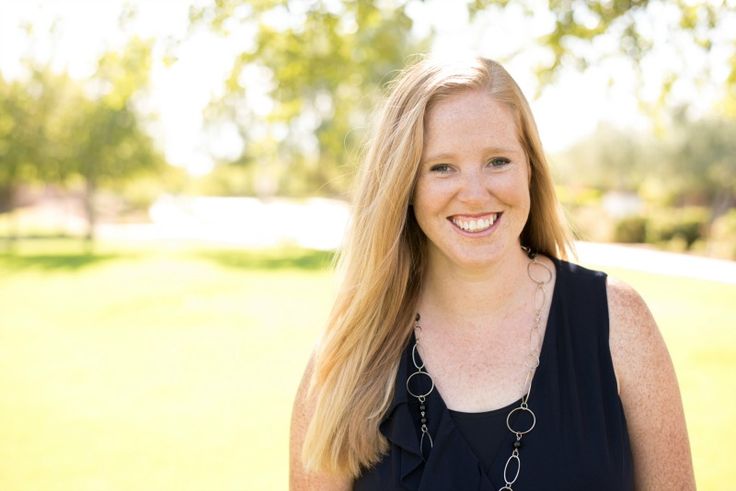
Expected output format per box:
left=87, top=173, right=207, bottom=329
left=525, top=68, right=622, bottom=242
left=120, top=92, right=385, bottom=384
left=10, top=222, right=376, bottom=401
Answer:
left=419, top=428, right=433, bottom=460
left=502, top=451, right=521, bottom=487
left=506, top=405, right=536, bottom=435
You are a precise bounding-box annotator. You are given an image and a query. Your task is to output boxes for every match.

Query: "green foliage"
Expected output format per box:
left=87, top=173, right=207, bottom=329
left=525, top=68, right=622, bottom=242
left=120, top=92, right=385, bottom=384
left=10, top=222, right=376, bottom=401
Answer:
left=646, top=207, right=710, bottom=247
left=114, top=166, right=189, bottom=216
left=555, top=185, right=602, bottom=207
left=552, top=124, right=653, bottom=192
left=554, top=116, right=736, bottom=214
left=469, top=0, right=733, bottom=101
left=190, top=0, right=430, bottom=197
left=662, top=115, right=736, bottom=212
left=68, top=37, right=164, bottom=187
left=0, top=69, right=79, bottom=209
left=0, top=36, right=165, bottom=244
left=610, top=207, right=710, bottom=248
left=0, top=37, right=161, bottom=192
left=613, top=215, right=648, bottom=243
left=709, top=209, right=736, bottom=259
left=188, top=1, right=735, bottom=197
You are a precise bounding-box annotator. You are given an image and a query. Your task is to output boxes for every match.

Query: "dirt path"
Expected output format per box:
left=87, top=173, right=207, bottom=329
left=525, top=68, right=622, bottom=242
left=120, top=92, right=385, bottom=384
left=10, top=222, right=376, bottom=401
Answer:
left=576, top=241, right=736, bottom=285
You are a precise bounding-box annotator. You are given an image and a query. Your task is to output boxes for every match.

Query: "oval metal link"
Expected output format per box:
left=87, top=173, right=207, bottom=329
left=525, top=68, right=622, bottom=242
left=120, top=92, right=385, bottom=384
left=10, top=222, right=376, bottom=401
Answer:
left=528, top=326, right=541, bottom=350
left=419, top=427, right=433, bottom=456
left=411, top=343, right=425, bottom=370
left=533, top=285, right=546, bottom=311
left=503, top=452, right=521, bottom=485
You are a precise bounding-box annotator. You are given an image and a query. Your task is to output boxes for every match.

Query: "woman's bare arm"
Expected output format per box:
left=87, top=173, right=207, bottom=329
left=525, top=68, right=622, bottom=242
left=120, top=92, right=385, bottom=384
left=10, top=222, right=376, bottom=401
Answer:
left=290, top=355, right=352, bottom=491
left=607, top=277, right=696, bottom=490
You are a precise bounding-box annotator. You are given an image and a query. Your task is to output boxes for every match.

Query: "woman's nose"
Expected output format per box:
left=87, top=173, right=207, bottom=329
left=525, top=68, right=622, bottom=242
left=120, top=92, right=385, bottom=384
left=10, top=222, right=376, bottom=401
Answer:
left=457, top=169, right=488, bottom=202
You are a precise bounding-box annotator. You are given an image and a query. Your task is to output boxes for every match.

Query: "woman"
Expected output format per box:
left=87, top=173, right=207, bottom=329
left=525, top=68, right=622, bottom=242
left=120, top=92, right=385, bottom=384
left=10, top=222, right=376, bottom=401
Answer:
left=290, top=57, right=695, bottom=490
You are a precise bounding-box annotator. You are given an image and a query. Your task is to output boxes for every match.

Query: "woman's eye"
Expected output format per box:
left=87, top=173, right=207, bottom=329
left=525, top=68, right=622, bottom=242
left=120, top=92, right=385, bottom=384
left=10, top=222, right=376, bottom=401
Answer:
left=488, top=157, right=511, bottom=167
left=429, top=163, right=452, bottom=173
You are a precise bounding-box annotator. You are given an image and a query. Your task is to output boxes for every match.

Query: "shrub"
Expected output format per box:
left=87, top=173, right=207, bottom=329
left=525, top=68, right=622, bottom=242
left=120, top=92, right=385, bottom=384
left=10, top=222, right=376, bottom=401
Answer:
left=646, top=207, right=710, bottom=248
left=613, top=215, right=648, bottom=243
left=709, top=209, right=736, bottom=259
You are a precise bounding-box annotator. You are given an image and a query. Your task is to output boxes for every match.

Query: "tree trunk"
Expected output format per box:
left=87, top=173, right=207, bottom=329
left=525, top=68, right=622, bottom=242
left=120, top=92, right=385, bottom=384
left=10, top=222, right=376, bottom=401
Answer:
left=711, top=190, right=734, bottom=222
left=83, top=175, right=96, bottom=254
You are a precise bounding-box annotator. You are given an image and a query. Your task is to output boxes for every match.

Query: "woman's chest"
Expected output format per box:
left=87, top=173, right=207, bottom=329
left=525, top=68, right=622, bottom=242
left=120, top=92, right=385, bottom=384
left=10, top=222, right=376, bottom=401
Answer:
left=417, top=328, right=546, bottom=412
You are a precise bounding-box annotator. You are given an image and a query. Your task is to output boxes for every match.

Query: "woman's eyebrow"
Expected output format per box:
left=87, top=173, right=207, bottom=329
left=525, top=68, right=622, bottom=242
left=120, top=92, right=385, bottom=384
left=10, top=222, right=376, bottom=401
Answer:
left=422, top=146, right=520, bottom=163
left=421, top=152, right=455, bottom=163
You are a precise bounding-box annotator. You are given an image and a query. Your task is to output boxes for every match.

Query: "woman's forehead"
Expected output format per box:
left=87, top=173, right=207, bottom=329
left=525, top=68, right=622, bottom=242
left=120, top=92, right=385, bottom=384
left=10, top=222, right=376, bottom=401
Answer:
left=422, top=89, right=522, bottom=157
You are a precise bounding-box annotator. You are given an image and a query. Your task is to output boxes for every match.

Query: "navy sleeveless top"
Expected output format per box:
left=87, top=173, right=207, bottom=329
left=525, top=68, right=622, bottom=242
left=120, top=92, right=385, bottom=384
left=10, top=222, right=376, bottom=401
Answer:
left=353, top=259, right=634, bottom=490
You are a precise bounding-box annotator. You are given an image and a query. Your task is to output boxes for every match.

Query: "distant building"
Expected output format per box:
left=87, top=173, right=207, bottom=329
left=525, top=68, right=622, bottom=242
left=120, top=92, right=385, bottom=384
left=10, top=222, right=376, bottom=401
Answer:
left=602, top=191, right=643, bottom=218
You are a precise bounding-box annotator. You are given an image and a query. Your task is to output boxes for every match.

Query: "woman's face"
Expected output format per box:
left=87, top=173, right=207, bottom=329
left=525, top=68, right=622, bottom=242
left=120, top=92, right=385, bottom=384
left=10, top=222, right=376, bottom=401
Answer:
left=412, top=88, right=531, bottom=272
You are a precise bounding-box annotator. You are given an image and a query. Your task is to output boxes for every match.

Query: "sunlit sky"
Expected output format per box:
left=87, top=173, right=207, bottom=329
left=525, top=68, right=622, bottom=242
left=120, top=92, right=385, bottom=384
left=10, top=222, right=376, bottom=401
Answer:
left=1, top=0, right=734, bottom=176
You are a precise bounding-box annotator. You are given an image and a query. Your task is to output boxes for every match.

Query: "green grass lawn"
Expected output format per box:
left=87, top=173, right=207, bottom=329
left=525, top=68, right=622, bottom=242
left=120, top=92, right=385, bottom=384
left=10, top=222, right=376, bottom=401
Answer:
left=0, top=240, right=733, bottom=490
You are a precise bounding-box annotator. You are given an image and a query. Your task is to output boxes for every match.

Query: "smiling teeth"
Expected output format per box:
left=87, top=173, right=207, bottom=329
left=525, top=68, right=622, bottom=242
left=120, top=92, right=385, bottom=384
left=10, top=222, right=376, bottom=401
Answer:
left=452, top=214, right=497, bottom=232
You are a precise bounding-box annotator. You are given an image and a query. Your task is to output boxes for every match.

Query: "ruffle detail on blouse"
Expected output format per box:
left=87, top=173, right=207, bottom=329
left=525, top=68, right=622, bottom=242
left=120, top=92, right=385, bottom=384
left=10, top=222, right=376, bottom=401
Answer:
left=377, top=338, right=499, bottom=491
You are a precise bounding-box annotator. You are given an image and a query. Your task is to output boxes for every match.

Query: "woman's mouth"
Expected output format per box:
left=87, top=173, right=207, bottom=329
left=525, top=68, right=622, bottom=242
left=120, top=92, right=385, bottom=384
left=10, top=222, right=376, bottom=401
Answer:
left=449, top=213, right=501, bottom=233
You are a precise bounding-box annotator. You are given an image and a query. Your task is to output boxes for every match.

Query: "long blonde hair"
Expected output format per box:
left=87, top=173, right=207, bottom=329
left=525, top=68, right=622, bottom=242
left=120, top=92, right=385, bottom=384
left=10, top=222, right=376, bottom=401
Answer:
left=303, top=56, right=572, bottom=477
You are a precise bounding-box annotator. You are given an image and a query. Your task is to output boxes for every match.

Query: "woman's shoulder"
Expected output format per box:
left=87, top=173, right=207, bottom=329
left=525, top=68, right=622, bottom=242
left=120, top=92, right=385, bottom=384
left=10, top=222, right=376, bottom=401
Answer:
left=606, top=276, right=652, bottom=329
left=603, top=275, right=696, bottom=488
left=605, top=276, right=659, bottom=364
left=605, top=274, right=674, bottom=396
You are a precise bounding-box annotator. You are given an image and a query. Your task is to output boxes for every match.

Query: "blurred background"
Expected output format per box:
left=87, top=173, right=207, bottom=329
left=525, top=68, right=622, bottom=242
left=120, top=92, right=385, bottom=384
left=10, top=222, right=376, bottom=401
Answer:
left=0, top=0, right=734, bottom=489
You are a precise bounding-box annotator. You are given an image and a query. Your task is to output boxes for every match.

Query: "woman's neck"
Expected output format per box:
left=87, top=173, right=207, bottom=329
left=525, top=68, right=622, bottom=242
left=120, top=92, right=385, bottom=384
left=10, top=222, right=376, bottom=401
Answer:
left=416, top=246, right=533, bottom=328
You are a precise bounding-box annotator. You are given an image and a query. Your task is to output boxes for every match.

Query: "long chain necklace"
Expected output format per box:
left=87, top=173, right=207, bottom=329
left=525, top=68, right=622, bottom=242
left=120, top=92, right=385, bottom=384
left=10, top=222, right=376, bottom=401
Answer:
left=406, top=250, right=553, bottom=490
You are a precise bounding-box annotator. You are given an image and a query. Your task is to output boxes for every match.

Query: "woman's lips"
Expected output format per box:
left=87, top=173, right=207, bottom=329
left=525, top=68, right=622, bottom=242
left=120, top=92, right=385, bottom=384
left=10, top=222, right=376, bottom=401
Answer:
left=448, top=213, right=501, bottom=234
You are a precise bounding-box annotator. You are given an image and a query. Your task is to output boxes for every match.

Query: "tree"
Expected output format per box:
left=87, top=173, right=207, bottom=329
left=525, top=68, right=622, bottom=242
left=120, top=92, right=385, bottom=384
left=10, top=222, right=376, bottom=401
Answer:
left=470, top=0, right=735, bottom=93
left=470, top=0, right=736, bottom=128
left=552, top=115, right=736, bottom=217
left=65, top=37, right=165, bottom=244
left=188, top=0, right=736, bottom=197
left=0, top=67, right=79, bottom=247
left=0, top=76, right=38, bottom=214
left=552, top=123, right=653, bottom=192
left=663, top=114, right=736, bottom=214
left=190, top=0, right=430, bottom=197
left=0, top=36, right=164, bottom=249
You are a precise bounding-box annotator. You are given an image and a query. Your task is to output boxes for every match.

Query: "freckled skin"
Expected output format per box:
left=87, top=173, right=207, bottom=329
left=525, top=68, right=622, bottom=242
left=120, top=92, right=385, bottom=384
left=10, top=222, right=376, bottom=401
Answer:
left=607, top=278, right=696, bottom=489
